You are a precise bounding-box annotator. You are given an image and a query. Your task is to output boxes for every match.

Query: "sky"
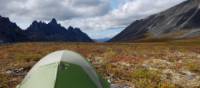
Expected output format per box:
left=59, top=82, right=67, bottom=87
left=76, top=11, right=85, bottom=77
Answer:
left=0, top=0, right=186, bottom=39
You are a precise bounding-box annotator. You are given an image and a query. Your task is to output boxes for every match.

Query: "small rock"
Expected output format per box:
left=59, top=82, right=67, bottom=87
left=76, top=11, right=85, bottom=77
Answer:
left=5, top=68, right=27, bottom=76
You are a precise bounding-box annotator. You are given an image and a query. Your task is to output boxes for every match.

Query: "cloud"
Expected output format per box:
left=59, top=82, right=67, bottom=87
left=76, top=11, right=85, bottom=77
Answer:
left=105, top=0, right=186, bottom=26
left=0, top=0, right=186, bottom=38
left=0, top=0, right=110, bottom=22
left=61, top=0, right=186, bottom=31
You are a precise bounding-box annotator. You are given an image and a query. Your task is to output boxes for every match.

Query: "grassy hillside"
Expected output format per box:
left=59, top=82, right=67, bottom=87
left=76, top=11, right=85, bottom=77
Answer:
left=0, top=42, right=200, bottom=88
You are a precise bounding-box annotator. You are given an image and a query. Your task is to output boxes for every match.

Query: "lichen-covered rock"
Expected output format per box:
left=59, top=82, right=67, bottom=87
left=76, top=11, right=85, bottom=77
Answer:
left=162, top=69, right=200, bottom=88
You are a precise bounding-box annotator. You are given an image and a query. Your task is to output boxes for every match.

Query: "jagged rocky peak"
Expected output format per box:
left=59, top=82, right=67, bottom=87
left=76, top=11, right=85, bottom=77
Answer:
left=68, top=26, right=74, bottom=30
left=32, top=20, right=38, bottom=24
left=32, top=20, right=40, bottom=26
left=49, top=18, right=58, bottom=24
left=32, top=20, right=46, bottom=25
left=67, top=26, right=81, bottom=32
left=31, top=18, right=58, bottom=26
left=0, top=16, right=10, bottom=22
left=24, top=18, right=93, bottom=42
left=74, top=27, right=81, bottom=31
left=0, top=15, right=93, bottom=43
left=0, top=16, right=19, bottom=28
left=0, top=15, right=26, bottom=43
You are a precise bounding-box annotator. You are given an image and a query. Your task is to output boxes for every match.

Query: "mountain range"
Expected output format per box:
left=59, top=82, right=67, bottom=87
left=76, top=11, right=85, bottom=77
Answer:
left=0, top=16, right=93, bottom=43
left=1, top=0, right=200, bottom=43
left=110, top=0, right=200, bottom=42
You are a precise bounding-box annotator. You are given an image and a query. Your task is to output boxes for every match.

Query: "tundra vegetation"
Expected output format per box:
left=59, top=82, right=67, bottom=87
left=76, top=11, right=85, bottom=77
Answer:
left=0, top=40, right=200, bottom=88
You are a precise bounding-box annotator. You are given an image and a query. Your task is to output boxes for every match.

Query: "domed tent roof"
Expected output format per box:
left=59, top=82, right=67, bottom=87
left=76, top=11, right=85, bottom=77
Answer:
left=17, top=50, right=110, bottom=88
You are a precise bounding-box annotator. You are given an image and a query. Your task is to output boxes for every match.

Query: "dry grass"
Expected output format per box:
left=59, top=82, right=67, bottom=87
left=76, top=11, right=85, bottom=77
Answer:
left=0, top=41, right=200, bottom=88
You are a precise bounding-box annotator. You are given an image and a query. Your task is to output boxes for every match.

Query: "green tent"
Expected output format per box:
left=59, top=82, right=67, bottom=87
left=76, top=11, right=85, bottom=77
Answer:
left=17, top=50, right=110, bottom=88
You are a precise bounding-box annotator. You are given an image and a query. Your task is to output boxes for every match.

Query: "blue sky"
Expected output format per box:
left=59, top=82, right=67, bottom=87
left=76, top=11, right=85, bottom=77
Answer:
left=110, top=0, right=119, bottom=9
left=0, top=0, right=186, bottom=39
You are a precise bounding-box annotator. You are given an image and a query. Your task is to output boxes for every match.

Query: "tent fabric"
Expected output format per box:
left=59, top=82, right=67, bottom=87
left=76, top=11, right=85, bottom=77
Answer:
left=17, top=50, right=110, bottom=88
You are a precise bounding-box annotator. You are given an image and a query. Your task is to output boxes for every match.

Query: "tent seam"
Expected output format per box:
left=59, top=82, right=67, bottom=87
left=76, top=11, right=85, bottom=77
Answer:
left=53, top=51, right=63, bottom=88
